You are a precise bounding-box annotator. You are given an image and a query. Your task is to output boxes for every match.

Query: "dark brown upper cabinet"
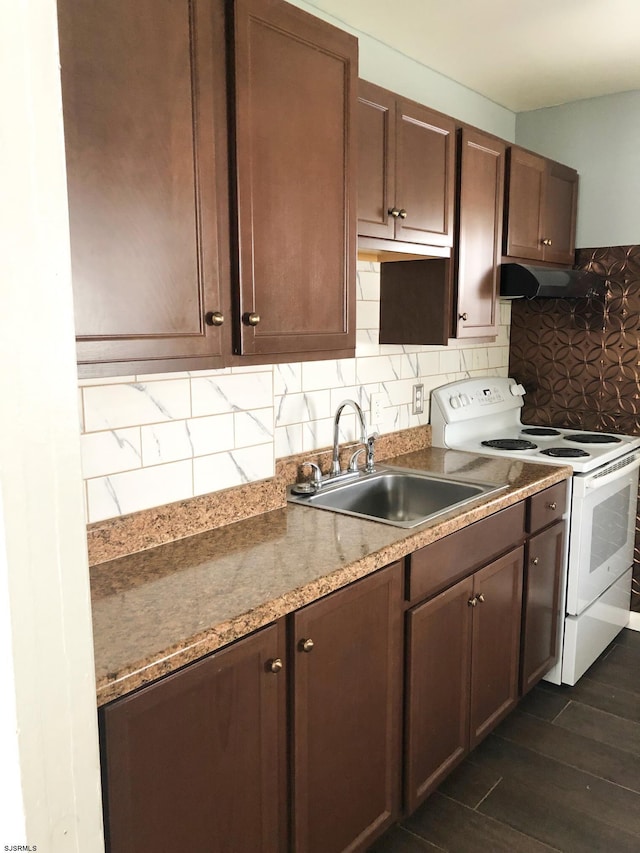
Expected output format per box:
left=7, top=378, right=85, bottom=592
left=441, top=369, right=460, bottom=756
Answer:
left=504, top=146, right=578, bottom=266
left=379, top=126, right=504, bottom=346
left=230, top=0, right=357, bottom=360
left=58, top=0, right=357, bottom=377
left=453, top=128, right=505, bottom=340
left=58, top=0, right=230, bottom=379
left=357, top=80, right=456, bottom=254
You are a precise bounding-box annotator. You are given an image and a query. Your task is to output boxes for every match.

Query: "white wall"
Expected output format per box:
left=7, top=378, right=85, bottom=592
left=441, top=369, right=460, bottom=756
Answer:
left=516, top=90, right=640, bottom=248
left=0, top=1, right=104, bottom=850
left=287, top=0, right=516, bottom=141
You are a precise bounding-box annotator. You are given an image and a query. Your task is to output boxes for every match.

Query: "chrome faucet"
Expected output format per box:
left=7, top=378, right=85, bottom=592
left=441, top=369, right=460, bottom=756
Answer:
left=331, top=399, right=376, bottom=475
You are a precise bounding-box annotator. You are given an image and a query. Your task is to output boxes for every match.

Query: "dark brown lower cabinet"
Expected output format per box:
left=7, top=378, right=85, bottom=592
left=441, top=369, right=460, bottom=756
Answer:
left=405, top=546, right=523, bottom=812
left=100, top=622, right=287, bottom=853
left=291, top=560, right=403, bottom=853
left=521, top=521, right=565, bottom=694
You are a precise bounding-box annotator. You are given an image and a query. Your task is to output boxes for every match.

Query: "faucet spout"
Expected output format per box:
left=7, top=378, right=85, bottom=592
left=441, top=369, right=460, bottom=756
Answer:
left=332, top=399, right=368, bottom=475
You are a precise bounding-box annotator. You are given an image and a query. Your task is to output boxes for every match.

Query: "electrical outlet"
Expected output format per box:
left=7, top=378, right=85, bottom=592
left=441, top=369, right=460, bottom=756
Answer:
left=370, top=392, right=385, bottom=425
left=412, top=383, right=424, bottom=415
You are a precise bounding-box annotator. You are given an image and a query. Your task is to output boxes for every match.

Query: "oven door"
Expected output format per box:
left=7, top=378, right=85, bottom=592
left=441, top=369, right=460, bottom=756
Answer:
left=566, top=452, right=640, bottom=615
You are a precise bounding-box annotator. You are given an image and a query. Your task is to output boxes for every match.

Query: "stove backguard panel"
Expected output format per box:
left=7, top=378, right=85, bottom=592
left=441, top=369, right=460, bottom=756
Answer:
left=508, top=244, right=640, bottom=612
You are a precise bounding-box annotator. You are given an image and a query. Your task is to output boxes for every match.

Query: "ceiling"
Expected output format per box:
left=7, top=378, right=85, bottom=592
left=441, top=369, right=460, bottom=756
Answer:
left=304, top=0, right=640, bottom=112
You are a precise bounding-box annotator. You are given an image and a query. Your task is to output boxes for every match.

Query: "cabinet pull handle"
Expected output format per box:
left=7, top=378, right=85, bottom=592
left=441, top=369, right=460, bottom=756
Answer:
left=398, top=208, right=408, bottom=219
left=468, top=596, right=478, bottom=607
left=269, top=658, right=283, bottom=673
left=205, top=311, right=224, bottom=326
left=459, top=312, right=468, bottom=322
left=547, top=502, right=557, bottom=510
left=476, top=592, right=485, bottom=603
left=243, top=312, right=261, bottom=326
left=301, top=638, right=314, bottom=653
left=532, top=557, right=540, bottom=565
left=388, top=207, right=401, bottom=218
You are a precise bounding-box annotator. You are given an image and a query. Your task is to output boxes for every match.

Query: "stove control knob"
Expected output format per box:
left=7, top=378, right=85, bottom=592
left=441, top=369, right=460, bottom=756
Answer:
left=510, top=383, right=526, bottom=396
left=449, top=395, right=461, bottom=409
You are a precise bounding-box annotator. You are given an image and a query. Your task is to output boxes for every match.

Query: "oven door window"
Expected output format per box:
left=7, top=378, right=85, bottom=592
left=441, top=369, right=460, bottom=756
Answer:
left=567, top=464, right=639, bottom=615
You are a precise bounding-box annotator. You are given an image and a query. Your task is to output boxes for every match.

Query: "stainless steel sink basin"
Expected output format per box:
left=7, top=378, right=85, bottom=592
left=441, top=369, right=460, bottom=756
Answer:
left=287, top=465, right=507, bottom=528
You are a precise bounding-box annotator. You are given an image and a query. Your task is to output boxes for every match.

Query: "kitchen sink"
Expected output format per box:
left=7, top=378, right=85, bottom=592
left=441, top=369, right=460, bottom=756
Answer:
left=287, top=465, right=507, bottom=528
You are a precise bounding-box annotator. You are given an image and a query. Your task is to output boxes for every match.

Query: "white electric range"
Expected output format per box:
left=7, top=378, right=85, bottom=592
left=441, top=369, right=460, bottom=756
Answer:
left=430, top=376, right=640, bottom=685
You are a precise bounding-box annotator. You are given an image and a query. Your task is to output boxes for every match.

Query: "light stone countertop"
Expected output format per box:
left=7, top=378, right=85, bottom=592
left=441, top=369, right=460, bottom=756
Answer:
left=90, top=446, right=570, bottom=706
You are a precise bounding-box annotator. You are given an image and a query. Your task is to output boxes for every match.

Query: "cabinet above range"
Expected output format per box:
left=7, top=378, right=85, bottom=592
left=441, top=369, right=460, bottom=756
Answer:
left=357, top=80, right=456, bottom=256
left=58, top=0, right=357, bottom=378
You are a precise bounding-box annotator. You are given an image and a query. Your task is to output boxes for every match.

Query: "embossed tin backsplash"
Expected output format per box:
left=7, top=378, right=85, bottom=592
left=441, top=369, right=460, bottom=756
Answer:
left=508, top=244, right=640, bottom=612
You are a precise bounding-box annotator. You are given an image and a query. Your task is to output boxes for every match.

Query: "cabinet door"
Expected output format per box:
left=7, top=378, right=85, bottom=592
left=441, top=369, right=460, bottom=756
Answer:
left=101, top=622, right=287, bottom=853
left=232, top=0, right=357, bottom=357
left=503, top=147, right=545, bottom=261
left=292, top=561, right=403, bottom=853
left=469, top=546, right=523, bottom=748
left=394, top=101, right=456, bottom=247
left=357, top=81, right=396, bottom=240
left=454, top=128, right=505, bottom=339
left=404, top=574, right=474, bottom=813
left=58, top=0, right=228, bottom=378
left=521, top=522, right=565, bottom=694
left=543, top=160, right=578, bottom=265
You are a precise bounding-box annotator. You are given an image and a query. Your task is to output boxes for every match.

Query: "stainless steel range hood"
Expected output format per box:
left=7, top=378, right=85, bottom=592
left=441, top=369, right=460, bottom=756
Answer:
left=500, top=263, right=607, bottom=299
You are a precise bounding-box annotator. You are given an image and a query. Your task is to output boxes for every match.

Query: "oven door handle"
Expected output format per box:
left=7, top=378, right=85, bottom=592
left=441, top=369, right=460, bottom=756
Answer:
left=585, top=454, right=640, bottom=490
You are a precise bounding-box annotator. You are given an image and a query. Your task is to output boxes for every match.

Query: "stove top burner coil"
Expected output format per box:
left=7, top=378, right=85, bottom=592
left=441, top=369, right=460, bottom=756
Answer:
left=565, top=433, right=622, bottom=444
left=540, top=447, right=590, bottom=458
left=521, top=428, right=562, bottom=437
left=481, top=439, right=538, bottom=451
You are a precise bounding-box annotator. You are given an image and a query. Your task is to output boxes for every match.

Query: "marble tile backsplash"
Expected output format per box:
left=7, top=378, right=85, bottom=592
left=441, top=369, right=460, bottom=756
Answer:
left=79, top=261, right=512, bottom=523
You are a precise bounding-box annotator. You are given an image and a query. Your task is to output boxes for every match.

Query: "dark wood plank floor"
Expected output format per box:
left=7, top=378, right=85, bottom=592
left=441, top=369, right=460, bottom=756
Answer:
left=369, top=628, right=640, bottom=853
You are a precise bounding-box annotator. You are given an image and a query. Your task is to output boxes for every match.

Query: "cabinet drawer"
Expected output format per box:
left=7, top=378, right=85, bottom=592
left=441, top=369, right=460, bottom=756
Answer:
left=407, top=502, right=526, bottom=603
left=527, top=481, right=567, bottom=534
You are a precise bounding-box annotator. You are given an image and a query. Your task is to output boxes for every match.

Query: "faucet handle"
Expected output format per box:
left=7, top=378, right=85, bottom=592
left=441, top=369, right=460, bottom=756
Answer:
left=365, top=432, right=379, bottom=473
left=348, top=447, right=366, bottom=472
left=300, top=461, right=323, bottom=489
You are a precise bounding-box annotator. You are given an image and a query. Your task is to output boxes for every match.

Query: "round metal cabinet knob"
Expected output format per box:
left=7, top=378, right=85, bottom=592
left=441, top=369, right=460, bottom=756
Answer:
left=459, top=312, right=468, bottom=322
left=542, top=238, right=553, bottom=246
left=547, top=502, right=557, bottom=510
left=205, top=311, right=224, bottom=326
left=532, top=557, right=540, bottom=565
left=270, top=658, right=283, bottom=673
left=398, top=208, right=408, bottom=219
left=468, top=596, right=478, bottom=607
left=388, top=207, right=401, bottom=218
left=243, top=312, right=261, bottom=326
left=476, top=593, right=485, bottom=603
left=301, top=638, right=314, bottom=653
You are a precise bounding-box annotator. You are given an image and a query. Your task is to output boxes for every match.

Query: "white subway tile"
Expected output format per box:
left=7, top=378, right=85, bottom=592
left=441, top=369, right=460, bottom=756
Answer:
left=274, top=363, right=302, bottom=396
left=355, top=355, right=402, bottom=384
left=191, top=372, right=272, bottom=417
left=193, top=445, right=274, bottom=495
left=188, top=413, right=235, bottom=456
left=381, top=378, right=415, bottom=407
left=301, top=359, right=356, bottom=392
left=80, top=428, right=142, bottom=479
left=275, top=424, right=304, bottom=458
left=439, top=350, right=461, bottom=374
left=488, top=345, right=509, bottom=369
left=415, top=351, right=441, bottom=377
left=234, top=408, right=274, bottom=447
left=356, top=300, right=380, bottom=331
left=83, top=380, right=191, bottom=432
left=329, top=385, right=375, bottom=413
left=86, top=461, right=193, bottom=523
left=356, top=269, right=380, bottom=301
left=355, top=330, right=381, bottom=358
left=275, top=390, right=331, bottom=426
left=302, top=417, right=336, bottom=452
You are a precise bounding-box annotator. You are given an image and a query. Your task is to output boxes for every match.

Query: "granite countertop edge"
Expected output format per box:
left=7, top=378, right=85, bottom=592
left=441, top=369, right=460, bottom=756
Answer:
left=92, top=449, right=571, bottom=706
